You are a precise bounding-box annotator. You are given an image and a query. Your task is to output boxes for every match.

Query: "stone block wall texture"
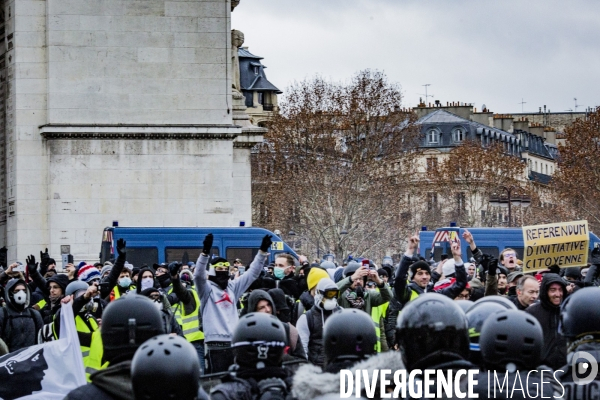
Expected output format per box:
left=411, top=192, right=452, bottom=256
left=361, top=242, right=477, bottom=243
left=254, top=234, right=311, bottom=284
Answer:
left=1, top=0, right=255, bottom=264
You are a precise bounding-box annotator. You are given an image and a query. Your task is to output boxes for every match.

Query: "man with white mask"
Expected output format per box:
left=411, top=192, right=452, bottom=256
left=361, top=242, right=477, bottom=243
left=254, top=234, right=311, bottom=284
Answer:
left=0, top=278, right=44, bottom=352
left=136, top=267, right=158, bottom=294
left=296, top=278, right=342, bottom=366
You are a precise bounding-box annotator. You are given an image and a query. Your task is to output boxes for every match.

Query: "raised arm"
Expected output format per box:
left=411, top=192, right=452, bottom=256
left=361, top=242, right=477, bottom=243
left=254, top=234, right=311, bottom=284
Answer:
left=233, top=235, right=272, bottom=299
left=101, top=238, right=127, bottom=298
left=393, top=233, right=419, bottom=303
left=26, top=255, right=48, bottom=297
left=462, top=229, right=483, bottom=263
left=439, top=240, right=467, bottom=299
left=194, top=234, right=213, bottom=300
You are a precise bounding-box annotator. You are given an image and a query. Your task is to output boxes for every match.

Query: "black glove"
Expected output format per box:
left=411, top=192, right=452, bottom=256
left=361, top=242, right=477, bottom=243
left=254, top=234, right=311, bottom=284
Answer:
left=168, top=262, right=181, bottom=277
left=260, top=235, right=273, bottom=253
left=487, top=257, right=498, bottom=276
left=26, top=255, right=38, bottom=274
left=116, top=238, right=127, bottom=258
left=480, top=254, right=492, bottom=272
left=202, top=233, right=214, bottom=255
left=591, top=247, right=600, bottom=266
left=40, top=248, right=49, bottom=267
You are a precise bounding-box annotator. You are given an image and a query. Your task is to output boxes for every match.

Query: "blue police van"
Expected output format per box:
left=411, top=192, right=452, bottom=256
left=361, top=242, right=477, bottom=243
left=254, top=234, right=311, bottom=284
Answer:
left=419, top=226, right=600, bottom=262
left=100, top=226, right=298, bottom=267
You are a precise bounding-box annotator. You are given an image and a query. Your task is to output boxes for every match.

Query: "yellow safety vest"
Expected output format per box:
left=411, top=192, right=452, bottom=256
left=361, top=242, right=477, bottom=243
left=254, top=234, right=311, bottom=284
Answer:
left=53, top=314, right=105, bottom=382
left=36, top=299, right=46, bottom=310
left=111, top=285, right=135, bottom=301
left=173, top=289, right=204, bottom=342
left=371, top=305, right=382, bottom=353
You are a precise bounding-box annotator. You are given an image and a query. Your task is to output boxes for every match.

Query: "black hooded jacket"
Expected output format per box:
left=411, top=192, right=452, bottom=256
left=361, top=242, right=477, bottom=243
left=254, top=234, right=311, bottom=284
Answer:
left=0, top=279, right=43, bottom=352
left=247, top=289, right=275, bottom=314
left=136, top=267, right=158, bottom=294
left=526, top=273, right=567, bottom=370
left=40, top=274, right=70, bottom=324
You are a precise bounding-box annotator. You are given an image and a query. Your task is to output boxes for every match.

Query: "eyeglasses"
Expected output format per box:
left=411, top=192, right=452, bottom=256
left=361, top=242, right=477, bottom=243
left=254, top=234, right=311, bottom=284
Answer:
left=503, top=252, right=517, bottom=258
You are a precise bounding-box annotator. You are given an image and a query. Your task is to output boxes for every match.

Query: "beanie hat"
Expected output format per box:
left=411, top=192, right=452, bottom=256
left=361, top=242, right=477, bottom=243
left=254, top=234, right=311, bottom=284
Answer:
left=377, top=268, right=388, bottom=278
left=124, top=262, right=134, bottom=272
left=442, top=259, right=456, bottom=277
left=410, top=261, right=431, bottom=276
left=307, top=267, right=329, bottom=291
left=101, top=264, right=112, bottom=277
left=78, top=264, right=101, bottom=283
left=564, top=267, right=580, bottom=279
left=47, top=274, right=70, bottom=293
left=507, top=271, right=524, bottom=284
left=47, top=258, right=56, bottom=266
left=268, top=288, right=290, bottom=311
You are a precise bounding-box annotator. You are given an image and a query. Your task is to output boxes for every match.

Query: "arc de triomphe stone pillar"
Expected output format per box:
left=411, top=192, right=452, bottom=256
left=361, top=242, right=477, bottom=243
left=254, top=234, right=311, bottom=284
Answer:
left=0, top=0, right=262, bottom=263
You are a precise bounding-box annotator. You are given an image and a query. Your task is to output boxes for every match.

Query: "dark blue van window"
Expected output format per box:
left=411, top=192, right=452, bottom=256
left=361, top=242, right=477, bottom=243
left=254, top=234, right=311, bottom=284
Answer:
left=126, top=247, right=159, bottom=268
left=165, top=247, right=219, bottom=263
left=226, top=248, right=258, bottom=266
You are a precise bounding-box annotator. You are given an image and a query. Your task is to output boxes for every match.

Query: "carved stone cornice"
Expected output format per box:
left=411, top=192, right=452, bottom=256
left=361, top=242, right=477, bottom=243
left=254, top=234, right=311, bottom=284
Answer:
left=39, top=124, right=242, bottom=140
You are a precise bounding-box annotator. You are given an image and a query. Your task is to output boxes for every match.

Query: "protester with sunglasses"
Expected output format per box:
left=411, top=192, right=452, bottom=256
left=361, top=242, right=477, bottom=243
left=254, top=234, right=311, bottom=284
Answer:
left=194, top=233, right=272, bottom=374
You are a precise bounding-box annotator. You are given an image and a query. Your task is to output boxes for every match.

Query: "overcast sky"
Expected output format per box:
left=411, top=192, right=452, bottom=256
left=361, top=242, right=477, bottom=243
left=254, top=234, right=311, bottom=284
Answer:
left=232, top=0, right=600, bottom=114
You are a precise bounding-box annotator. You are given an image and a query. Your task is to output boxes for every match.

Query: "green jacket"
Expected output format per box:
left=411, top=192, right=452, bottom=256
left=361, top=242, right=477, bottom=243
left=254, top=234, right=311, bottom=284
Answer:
left=336, top=276, right=393, bottom=315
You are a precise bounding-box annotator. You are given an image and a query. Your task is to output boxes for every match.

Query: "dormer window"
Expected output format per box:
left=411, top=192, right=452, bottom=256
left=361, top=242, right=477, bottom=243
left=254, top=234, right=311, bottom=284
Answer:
left=452, top=127, right=465, bottom=143
left=254, top=66, right=259, bottom=75
left=427, top=128, right=440, bottom=144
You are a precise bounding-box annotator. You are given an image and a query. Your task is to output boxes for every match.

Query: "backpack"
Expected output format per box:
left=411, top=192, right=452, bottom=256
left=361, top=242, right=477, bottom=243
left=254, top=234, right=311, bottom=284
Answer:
left=256, top=377, right=289, bottom=400
left=1, top=306, right=43, bottom=342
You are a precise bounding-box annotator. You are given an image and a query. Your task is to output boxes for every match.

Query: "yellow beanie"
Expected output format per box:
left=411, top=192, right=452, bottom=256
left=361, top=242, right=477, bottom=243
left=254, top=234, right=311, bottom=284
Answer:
left=307, top=267, right=330, bottom=291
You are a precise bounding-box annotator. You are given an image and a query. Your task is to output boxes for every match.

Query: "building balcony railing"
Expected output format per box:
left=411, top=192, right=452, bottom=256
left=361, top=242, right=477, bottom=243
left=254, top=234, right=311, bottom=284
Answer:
left=262, top=103, right=274, bottom=111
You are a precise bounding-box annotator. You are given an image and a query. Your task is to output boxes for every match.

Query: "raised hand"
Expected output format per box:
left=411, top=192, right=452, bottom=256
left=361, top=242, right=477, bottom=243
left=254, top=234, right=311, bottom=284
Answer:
left=26, top=255, right=38, bottom=274
left=260, top=235, right=273, bottom=253
left=202, top=233, right=214, bottom=255
left=116, top=238, right=127, bottom=257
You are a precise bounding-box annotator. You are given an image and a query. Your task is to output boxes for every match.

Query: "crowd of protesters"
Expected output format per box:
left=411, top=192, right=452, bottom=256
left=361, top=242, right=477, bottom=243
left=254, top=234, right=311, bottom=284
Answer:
left=0, top=229, right=600, bottom=399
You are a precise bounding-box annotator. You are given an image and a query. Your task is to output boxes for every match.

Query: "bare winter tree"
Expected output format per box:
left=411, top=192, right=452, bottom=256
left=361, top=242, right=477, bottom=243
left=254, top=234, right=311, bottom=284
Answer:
left=420, top=140, right=529, bottom=227
left=552, top=107, right=600, bottom=232
left=252, top=70, right=421, bottom=262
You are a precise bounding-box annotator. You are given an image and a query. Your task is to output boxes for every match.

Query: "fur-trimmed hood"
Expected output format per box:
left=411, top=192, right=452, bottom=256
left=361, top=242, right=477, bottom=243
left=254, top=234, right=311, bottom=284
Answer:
left=292, top=351, right=404, bottom=400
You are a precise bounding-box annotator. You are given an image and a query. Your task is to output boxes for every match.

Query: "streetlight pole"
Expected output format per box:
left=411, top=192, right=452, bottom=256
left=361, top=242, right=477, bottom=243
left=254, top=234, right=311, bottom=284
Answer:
left=489, top=185, right=531, bottom=227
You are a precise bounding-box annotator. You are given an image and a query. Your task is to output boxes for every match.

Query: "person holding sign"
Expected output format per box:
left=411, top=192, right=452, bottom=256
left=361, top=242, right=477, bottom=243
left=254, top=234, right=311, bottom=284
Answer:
left=525, top=273, right=567, bottom=370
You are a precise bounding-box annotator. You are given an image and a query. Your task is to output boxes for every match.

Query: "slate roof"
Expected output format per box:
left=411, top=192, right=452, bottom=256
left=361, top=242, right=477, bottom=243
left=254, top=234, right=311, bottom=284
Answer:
left=529, top=171, right=552, bottom=185
left=239, top=48, right=281, bottom=94
left=416, top=109, right=519, bottom=149
left=238, top=47, right=262, bottom=59
left=514, top=129, right=554, bottom=160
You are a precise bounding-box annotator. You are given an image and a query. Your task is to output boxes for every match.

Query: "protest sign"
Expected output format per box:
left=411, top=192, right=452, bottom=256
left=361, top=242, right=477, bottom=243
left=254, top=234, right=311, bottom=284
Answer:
left=522, top=220, right=589, bottom=272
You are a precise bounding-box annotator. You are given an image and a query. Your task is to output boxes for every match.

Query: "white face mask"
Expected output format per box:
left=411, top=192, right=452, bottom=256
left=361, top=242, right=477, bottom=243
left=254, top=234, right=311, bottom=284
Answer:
left=153, top=300, right=162, bottom=312
left=13, top=290, right=27, bottom=305
left=323, top=298, right=338, bottom=311
left=141, top=277, right=154, bottom=291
